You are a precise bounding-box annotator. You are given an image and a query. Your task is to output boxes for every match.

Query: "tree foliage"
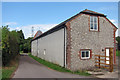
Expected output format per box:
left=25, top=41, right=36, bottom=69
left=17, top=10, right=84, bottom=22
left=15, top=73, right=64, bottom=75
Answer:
left=2, top=25, right=32, bottom=66
left=17, top=30, right=25, bottom=51
left=16, top=30, right=32, bottom=53
left=2, top=25, right=19, bottom=66
left=23, top=37, right=32, bottom=53
left=116, top=36, right=120, bottom=50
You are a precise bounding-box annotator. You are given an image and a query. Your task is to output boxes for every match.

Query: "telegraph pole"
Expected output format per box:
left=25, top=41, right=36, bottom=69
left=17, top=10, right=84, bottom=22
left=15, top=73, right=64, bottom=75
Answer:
left=32, top=26, right=34, bottom=37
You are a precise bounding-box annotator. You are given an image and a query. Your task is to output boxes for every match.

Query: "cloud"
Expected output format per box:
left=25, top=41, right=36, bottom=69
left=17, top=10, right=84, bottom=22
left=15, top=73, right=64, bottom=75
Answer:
left=10, top=24, right=57, bottom=39
left=110, top=19, right=118, bottom=27
left=4, top=22, right=17, bottom=26
left=109, top=19, right=118, bottom=27
left=9, top=19, right=119, bottom=38
left=110, top=19, right=116, bottom=23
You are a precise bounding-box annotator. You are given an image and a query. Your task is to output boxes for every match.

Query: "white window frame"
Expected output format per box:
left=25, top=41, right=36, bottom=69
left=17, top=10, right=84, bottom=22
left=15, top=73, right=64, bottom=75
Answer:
left=81, top=50, right=90, bottom=59
left=90, top=16, right=98, bottom=31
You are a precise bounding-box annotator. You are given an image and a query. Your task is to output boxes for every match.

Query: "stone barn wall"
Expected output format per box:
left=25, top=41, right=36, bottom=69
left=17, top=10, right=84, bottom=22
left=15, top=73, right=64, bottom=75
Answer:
left=68, top=14, right=115, bottom=71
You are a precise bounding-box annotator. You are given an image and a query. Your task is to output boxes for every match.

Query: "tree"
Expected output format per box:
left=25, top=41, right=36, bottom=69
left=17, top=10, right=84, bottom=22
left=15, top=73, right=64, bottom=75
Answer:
left=0, top=27, right=2, bottom=53
left=23, top=37, right=33, bottom=53
left=2, top=25, right=19, bottom=66
left=0, top=27, right=2, bottom=66
left=2, top=25, right=10, bottom=66
left=116, top=36, right=120, bottom=50
left=17, top=30, right=25, bottom=51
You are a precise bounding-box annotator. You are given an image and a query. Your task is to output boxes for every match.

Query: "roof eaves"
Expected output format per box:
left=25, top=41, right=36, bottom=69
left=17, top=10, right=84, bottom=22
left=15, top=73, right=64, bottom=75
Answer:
left=31, top=9, right=108, bottom=42
left=31, top=12, right=82, bottom=42
left=31, top=24, right=66, bottom=41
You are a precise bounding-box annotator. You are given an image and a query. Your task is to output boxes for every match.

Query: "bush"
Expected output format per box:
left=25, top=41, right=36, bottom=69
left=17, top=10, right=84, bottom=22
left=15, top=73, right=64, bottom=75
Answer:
left=2, top=26, right=19, bottom=66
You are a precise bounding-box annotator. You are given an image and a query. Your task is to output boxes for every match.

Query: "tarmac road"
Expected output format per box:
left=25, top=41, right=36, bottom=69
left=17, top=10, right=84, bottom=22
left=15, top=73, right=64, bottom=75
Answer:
left=12, top=54, right=93, bottom=78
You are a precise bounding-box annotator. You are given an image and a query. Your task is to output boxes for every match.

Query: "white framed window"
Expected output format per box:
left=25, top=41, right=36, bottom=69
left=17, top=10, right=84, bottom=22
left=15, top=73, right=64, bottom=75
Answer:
left=81, top=50, right=90, bottom=59
left=90, top=16, right=98, bottom=31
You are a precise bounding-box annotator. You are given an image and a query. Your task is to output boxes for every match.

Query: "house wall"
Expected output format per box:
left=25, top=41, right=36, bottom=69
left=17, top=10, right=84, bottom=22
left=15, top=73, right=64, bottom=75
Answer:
left=31, top=40, right=38, bottom=56
left=32, top=28, right=66, bottom=67
left=69, top=14, right=115, bottom=71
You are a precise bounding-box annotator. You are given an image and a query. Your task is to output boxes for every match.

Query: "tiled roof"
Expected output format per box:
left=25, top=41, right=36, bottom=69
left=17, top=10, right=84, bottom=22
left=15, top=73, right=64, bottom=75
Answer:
left=80, top=9, right=106, bottom=17
left=33, top=30, right=42, bottom=39
left=31, top=9, right=113, bottom=41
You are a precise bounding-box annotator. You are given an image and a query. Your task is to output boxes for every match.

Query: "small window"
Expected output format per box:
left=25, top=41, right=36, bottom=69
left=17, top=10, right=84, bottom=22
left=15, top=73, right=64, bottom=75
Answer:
left=90, top=16, right=98, bottom=31
left=81, top=50, right=90, bottom=59
left=44, top=49, right=46, bottom=55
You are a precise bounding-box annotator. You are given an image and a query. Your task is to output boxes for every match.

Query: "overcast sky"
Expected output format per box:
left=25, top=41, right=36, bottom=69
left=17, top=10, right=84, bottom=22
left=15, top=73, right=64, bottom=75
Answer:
left=2, top=2, right=119, bottom=38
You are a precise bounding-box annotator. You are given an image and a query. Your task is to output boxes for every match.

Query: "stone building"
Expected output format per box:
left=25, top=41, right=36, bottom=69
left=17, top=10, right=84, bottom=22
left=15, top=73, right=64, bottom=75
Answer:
left=31, top=9, right=117, bottom=71
left=33, top=30, right=42, bottom=39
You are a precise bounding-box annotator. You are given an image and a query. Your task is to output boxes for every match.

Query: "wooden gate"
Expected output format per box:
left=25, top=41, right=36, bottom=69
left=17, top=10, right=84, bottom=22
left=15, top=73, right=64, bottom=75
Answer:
left=95, top=48, right=113, bottom=72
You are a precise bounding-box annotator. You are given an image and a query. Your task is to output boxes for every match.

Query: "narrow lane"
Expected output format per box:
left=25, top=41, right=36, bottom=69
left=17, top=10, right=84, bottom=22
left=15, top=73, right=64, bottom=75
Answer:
left=13, top=54, right=92, bottom=78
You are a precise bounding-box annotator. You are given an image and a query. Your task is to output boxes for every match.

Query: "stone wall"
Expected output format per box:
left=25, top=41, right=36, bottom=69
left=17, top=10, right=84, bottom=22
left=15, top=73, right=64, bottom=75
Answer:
left=69, top=14, right=114, bottom=71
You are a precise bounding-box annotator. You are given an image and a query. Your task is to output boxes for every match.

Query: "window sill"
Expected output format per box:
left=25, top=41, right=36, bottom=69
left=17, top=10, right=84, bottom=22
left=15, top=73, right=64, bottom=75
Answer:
left=81, top=58, right=91, bottom=60
left=89, top=30, right=99, bottom=32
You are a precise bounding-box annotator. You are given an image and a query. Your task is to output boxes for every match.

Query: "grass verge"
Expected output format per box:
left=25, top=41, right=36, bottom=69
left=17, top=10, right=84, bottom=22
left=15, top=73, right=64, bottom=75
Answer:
left=116, top=50, right=120, bottom=56
left=2, top=55, right=20, bottom=80
left=28, top=53, right=90, bottom=76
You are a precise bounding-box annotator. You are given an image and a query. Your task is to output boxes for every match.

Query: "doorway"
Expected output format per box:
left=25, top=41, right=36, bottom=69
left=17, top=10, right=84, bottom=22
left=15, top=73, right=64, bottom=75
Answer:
left=106, top=48, right=110, bottom=64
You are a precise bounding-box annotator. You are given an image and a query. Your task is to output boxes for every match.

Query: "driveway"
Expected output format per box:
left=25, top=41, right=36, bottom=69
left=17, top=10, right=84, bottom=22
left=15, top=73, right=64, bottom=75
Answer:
left=12, top=54, right=93, bottom=78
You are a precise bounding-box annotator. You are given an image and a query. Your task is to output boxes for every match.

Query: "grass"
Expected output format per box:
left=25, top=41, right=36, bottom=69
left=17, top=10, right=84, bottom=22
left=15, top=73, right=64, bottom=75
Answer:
left=116, top=50, right=120, bottom=56
left=2, top=55, right=19, bottom=80
left=28, top=53, right=90, bottom=76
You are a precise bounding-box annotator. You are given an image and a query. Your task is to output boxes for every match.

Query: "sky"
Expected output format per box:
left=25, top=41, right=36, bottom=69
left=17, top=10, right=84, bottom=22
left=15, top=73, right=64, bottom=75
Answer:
left=2, top=2, right=119, bottom=38
left=1, top=0, right=120, bottom=2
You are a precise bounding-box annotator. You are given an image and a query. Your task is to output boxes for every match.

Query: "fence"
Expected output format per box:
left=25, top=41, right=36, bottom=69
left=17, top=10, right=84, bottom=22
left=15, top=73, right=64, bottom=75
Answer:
left=95, top=48, right=113, bottom=72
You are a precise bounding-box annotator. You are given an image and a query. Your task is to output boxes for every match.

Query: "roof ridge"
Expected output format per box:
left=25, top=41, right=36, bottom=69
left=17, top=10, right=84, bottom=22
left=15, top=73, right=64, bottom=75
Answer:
left=32, top=9, right=107, bottom=41
left=81, top=9, right=105, bottom=16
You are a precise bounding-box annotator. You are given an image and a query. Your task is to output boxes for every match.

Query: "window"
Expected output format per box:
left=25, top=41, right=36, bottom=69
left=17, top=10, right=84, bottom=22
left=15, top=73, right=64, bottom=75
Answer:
left=81, top=50, right=90, bottom=59
left=90, top=16, right=98, bottom=31
left=44, top=49, right=46, bottom=55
